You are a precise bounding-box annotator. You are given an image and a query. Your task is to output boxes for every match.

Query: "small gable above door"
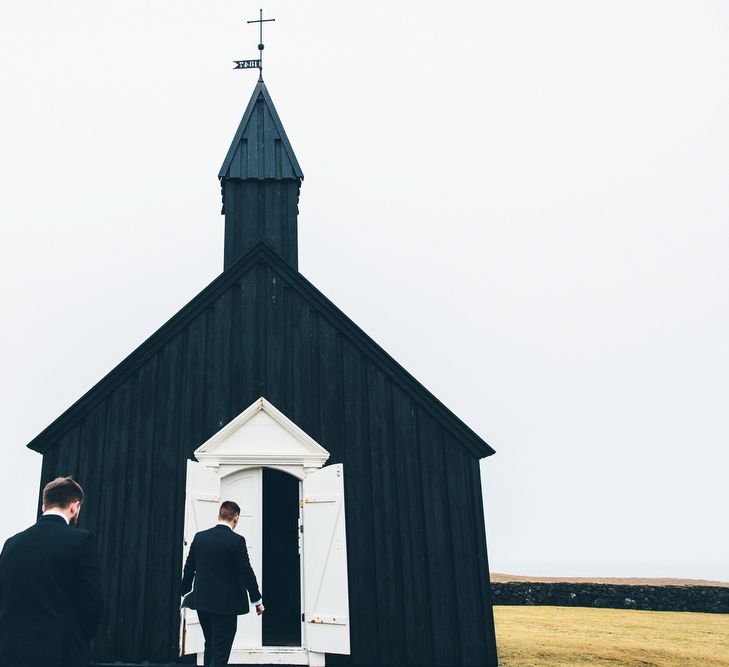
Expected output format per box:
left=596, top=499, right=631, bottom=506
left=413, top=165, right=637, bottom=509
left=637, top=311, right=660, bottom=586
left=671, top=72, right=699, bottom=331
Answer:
left=194, top=398, right=330, bottom=473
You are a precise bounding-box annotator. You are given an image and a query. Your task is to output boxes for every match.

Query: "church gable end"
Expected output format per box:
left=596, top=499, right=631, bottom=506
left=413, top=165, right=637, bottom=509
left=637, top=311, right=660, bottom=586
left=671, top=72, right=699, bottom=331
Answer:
left=29, top=244, right=492, bottom=460
left=32, top=242, right=496, bottom=663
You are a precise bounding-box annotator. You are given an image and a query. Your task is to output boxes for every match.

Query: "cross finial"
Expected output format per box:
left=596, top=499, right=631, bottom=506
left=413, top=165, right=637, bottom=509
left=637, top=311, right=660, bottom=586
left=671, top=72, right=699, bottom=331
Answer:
left=247, top=8, right=275, bottom=81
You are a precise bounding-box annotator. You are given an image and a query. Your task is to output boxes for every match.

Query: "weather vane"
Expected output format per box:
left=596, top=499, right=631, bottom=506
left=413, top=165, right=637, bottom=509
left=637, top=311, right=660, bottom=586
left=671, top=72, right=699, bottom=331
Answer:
left=233, top=8, right=275, bottom=81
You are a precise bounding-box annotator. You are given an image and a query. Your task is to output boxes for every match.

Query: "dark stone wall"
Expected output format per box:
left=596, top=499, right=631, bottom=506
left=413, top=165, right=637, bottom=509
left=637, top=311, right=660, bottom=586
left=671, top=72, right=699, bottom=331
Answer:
left=491, top=582, right=729, bottom=614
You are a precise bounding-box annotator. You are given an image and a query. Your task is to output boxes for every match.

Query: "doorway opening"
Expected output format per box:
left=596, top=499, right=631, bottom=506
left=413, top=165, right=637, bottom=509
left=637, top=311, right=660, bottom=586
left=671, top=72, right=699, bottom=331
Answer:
left=184, top=397, right=349, bottom=663
left=262, top=467, right=301, bottom=647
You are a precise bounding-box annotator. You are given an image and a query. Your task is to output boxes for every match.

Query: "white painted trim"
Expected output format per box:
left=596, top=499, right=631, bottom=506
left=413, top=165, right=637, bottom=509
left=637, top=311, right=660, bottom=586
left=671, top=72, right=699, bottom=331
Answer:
left=219, top=463, right=307, bottom=481
left=194, top=398, right=330, bottom=470
left=198, top=647, right=312, bottom=665
left=187, top=398, right=341, bottom=666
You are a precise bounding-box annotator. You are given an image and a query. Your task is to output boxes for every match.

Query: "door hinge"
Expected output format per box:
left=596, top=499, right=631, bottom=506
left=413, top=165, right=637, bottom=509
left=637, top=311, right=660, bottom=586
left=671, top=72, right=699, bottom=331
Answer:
left=299, top=524, right=304, bottom=534
left=301, top=612, right=305, bottom=622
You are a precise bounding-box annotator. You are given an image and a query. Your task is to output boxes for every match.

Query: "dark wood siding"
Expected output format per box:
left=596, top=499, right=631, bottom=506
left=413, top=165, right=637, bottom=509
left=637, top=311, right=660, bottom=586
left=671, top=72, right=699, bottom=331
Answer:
left=223, top=180, right=301, bottom=272
left=36, top=247, right=497, bottom=666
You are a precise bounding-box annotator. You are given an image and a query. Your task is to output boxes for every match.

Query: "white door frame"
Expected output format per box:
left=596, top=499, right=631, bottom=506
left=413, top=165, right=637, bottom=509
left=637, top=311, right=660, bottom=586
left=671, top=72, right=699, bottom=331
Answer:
left=184, top=397, right=333, bottom=667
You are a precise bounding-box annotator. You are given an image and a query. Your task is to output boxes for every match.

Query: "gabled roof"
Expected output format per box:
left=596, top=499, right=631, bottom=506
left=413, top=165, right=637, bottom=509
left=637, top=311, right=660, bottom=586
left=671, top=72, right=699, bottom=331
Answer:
left=195, top=397, right=330, bottom=470
left=26, top=243, right=494, bottom=459
left=219, top=80, right=303, bottom=181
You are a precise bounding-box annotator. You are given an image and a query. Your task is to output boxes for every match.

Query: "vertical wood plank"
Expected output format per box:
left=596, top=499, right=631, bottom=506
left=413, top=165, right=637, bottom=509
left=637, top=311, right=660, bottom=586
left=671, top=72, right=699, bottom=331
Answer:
left=181, top=316, right=207, bottom=457
left=145, top=334, right=187, bottom=659
left=229, top=282, right=244, bottom=416
left=118, top=354, right=158, bottom=661
left=317, top=319, right=342, bottom=459
left=78, top=402, right=109, bottom=659
left=282, top=284, right=294, bottom=414
left=367, top=363, right=405, bottom=665
left=289, top=291, right=314, bottom=435
left=100, top=384, right=132, bottom=659
left=308, top=309, right=321, bottom=442
left=256, top=262, right=267, bottom=398
left=265, top=266, right=286, bottom=408
left=418, top=410, right=460, bottom=666
left=445, top=439, right=486, bottom=665
left=391, top=387, right=432, bottom=666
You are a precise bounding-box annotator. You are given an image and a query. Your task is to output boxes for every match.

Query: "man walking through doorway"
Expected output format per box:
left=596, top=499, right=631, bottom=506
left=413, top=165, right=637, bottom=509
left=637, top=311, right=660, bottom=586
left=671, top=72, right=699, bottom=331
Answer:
left=181, top=500, right=264, bottom=667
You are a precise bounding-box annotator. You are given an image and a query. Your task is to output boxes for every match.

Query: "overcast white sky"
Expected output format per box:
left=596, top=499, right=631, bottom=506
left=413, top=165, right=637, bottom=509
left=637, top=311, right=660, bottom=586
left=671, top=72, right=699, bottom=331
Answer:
left=1, top=1, right=728, bottom=582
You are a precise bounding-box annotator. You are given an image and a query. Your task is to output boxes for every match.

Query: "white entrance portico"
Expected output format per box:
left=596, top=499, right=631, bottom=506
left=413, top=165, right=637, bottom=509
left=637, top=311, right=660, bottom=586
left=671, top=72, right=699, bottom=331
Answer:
left=181, top=398, right=350, bottom=666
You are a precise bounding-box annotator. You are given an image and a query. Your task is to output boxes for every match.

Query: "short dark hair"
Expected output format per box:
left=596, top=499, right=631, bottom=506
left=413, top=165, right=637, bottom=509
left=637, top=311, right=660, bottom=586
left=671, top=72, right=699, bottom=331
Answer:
left=43, top=476, right=84, bottom=509
left=218, top=500, right=240, bottom=522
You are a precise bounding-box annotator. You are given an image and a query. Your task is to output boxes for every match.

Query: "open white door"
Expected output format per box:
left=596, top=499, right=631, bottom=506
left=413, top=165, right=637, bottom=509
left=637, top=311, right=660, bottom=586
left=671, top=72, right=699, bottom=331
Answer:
left=182, top=460, right=221, bottom=657
left=302, top=464, right=350, bottom=656
left=222, top=467, right=263, bottom=650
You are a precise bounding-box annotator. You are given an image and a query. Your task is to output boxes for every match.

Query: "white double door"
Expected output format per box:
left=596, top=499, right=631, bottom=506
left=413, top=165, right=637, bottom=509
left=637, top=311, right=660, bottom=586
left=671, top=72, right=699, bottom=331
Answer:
left=184, top=466, right=267, bottom=650
left=183, top=462, right=351, bottom=663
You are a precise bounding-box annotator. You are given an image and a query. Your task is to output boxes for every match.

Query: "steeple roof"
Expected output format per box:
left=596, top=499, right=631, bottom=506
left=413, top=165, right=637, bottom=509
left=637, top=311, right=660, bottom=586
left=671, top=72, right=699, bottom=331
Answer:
left=219, top=80, right=303, bottom=181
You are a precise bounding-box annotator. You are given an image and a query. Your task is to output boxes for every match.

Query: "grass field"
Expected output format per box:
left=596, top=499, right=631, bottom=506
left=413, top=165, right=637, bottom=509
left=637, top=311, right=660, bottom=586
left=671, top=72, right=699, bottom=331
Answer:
left=494, top=606, right=729, bottom=666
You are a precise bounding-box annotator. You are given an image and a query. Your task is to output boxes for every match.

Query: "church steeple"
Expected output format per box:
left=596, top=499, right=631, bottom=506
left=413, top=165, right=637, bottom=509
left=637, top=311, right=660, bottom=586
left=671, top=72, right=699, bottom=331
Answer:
left=219, top=80, right=303, bottom=270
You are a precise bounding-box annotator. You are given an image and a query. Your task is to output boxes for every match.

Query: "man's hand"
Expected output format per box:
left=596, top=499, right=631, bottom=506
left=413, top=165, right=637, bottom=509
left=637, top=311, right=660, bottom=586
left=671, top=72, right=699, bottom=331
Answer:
left=256, top=603, right=265, bottom=615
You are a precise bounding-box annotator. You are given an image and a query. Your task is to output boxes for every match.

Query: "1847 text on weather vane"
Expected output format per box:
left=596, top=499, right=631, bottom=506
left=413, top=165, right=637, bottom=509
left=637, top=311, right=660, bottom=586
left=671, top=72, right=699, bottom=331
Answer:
left=234, top=59, right=261, bottom=69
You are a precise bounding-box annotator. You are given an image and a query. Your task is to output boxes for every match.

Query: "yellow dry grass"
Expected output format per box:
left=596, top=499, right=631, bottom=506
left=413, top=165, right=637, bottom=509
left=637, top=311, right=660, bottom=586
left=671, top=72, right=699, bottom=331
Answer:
left=494, top=605, right=729, bottom=666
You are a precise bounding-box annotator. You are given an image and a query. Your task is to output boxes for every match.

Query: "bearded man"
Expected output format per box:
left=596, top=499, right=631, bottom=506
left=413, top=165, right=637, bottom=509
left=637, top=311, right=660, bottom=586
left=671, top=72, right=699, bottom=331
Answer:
left=0, top=476, right=104, bottom=667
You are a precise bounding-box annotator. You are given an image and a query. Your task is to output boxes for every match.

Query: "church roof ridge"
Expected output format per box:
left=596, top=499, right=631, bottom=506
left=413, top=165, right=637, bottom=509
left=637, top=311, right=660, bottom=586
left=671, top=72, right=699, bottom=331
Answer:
left=26, top=242, right=493, bottom=459
left=218, top=80, right=304, bottom=181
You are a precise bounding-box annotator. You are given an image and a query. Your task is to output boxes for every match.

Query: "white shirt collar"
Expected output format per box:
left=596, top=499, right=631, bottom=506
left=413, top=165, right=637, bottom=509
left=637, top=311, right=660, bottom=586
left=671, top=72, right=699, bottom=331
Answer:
left=43, top=509, right=70, bottom=524
left=216, top=521, right=234, bottom=530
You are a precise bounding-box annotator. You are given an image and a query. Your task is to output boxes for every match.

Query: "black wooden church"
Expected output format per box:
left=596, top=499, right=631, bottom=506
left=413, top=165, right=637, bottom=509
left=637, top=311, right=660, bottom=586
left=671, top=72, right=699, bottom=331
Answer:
left=27, top=77, right=498, bottom=667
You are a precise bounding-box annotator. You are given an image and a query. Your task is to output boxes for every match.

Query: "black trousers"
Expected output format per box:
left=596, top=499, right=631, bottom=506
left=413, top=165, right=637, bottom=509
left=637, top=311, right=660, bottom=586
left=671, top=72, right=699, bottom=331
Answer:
left=197, top=610, right=238, bottom=667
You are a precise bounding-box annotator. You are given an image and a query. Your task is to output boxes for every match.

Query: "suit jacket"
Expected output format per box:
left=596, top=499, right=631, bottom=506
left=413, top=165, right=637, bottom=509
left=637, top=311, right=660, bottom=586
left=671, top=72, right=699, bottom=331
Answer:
left=0, top=515, right=104, bottom=667
left=180, top=525, right=261, bottom=616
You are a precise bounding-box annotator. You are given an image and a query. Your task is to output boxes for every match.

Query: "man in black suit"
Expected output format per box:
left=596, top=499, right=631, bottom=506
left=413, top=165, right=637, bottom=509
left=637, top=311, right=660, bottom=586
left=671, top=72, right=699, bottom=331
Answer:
left=181, top=500, right=264, bottom=667
left=0, top=476, right=104, bottom=667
